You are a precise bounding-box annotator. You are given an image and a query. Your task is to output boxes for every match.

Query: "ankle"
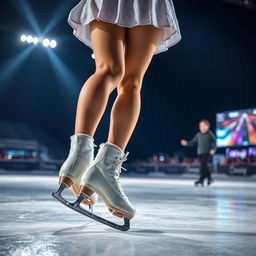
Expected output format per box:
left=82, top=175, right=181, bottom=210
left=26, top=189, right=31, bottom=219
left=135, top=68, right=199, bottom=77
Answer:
left=105, top=141, right=124, bottom=153
left=71, top=133, right=94, bottom=141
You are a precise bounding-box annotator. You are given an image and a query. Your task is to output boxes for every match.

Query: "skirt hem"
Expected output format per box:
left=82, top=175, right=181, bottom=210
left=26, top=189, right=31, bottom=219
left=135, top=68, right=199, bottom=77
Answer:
left=68, top=17, right=181, bottom=55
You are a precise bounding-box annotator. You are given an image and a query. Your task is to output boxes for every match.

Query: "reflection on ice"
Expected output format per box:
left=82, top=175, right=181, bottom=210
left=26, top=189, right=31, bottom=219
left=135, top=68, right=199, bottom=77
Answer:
left=0, top=174, right=256, bottom=256
left=4, top=235, right=60, bottom=256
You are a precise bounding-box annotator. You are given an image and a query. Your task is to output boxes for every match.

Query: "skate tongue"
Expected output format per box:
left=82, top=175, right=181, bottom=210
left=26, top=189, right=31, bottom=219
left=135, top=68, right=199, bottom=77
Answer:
left=122, top=151, right=129, bottom=158
left=120, top=151, right=129, bottom=162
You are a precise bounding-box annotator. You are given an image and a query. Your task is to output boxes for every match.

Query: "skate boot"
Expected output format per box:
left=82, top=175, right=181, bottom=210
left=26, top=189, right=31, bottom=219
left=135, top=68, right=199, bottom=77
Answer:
left=53, top=133, right=98, bottom=206
left=194, top=179, right=204, bottom=187
left=207, top=178, right=214, bottom=186
left=80, top=142, right=135, bottom=219
left=65, top=142, right=135, bottom=231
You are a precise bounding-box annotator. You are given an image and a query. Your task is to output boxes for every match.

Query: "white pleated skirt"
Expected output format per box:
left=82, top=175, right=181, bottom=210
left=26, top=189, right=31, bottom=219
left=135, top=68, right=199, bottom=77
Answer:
left=68, top=0, right=181, bottom=55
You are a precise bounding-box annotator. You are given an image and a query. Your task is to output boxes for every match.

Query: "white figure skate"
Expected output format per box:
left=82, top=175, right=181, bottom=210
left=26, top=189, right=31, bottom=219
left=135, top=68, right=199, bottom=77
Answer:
left=52, top=133, right=98, bottom=207
left=66, top=142, right=135, bottom=231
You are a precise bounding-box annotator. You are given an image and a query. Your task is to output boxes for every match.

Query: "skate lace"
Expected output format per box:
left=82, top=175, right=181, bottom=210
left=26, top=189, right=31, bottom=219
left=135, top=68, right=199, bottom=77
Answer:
left=113, top=152, right=129, bottom=201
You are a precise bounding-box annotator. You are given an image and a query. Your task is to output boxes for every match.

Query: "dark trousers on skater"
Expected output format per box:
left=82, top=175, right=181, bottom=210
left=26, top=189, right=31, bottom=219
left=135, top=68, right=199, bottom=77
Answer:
left=198, top=153, right=211, bottom=182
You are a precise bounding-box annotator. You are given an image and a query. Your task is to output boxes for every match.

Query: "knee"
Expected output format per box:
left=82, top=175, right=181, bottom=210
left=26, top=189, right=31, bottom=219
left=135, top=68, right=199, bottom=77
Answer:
left=95, top=63, right=125, bottom=86
left=117, top=75, right=143, bottom=94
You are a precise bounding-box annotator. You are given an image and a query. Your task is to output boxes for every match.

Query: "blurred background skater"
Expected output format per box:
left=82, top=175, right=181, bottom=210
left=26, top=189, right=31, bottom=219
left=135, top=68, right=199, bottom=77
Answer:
left=181, top=119, right=216, bottom=186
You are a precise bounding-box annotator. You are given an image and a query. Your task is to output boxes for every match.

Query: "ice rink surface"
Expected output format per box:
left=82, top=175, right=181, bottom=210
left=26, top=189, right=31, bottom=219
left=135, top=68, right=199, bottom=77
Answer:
left=0, top=172, right=256, bottom=256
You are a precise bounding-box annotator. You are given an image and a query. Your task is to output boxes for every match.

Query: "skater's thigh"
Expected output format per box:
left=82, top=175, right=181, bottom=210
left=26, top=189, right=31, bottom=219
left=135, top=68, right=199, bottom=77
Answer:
left=89, top=20, right=126, bottom=73
left=122, top=24, right=162, bottom=81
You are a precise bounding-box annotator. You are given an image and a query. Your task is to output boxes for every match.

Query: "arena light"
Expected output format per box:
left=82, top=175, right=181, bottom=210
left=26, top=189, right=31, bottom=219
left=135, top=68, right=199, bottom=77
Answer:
left=159, top=155, right=165, bottom=161
left=26, top=35, right=33, bottom=43
left=49, top=40, right=57, bottom=48
left=20, top=34, right=58, bottom=48
left=32, top=37, right=39, bottom=44
left=42, top=38, right=50, bottom=47
left=20, top=34, right=27, bottom=42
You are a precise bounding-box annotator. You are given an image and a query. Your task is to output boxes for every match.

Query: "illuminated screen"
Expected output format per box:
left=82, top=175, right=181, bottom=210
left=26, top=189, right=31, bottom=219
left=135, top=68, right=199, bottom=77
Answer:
left=216, top=108, right=256, bottom=147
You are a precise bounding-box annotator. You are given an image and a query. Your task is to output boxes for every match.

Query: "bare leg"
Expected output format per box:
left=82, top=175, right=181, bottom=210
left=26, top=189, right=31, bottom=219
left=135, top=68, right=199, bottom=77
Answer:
left=107, top=25, right=162, bottom=150
left=74, top=20, right=126, bottom=136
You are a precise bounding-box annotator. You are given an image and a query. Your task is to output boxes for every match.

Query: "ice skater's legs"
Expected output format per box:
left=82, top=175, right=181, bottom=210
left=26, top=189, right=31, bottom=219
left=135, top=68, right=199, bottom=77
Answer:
left=75, top=20, right=162, bottom=152
left=198, top=153, right=211, bottom=182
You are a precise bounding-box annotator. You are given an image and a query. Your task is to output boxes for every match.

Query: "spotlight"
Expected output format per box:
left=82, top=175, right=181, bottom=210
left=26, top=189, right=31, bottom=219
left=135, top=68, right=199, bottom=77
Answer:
left=26, top=35, right=33, bottom=43
left=19, top=33, right=58, bottom=49
left=42, top=39, right=50, bottom=47
left=49, top=40, right=57, bottom=48
left=33, top=37, right=39, bottom=44
left=20, top=34, right=27, bottom=42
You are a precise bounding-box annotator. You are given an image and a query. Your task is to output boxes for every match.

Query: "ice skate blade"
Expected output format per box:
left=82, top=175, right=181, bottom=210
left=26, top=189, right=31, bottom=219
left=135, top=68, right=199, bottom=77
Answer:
left=207, top=180, right=214, bottom=186
left=52, top=183, right=70, bottom=206
left=52, top=183, right=93, bottom=212
left=194, top=182, right=204, bottom=187
left=67, top=193, right=130, bottom=232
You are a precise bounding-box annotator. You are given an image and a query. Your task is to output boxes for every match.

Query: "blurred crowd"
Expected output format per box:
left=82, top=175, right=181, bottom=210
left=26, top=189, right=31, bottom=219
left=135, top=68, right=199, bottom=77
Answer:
left=132, top=154, right=256, bottom=165
left=0, top=150, right=40, bottom=160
